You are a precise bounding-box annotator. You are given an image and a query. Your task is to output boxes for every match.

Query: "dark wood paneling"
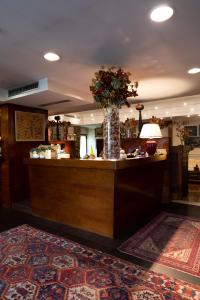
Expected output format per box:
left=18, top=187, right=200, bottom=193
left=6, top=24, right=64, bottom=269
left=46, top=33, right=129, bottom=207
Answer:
left=170, top=146, right=189, bottom=199
left=26, top=156, right=167, bottom=237
left=114, top=161, right=166, bottom=236
left=28, top=164, right=114, bottom=237
left=0, top=103, right=48, bottom=207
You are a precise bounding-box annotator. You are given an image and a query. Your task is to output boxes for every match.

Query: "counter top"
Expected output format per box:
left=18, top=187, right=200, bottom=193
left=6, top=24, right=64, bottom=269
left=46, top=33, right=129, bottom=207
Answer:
left=25, top=155, right=167, bottom=170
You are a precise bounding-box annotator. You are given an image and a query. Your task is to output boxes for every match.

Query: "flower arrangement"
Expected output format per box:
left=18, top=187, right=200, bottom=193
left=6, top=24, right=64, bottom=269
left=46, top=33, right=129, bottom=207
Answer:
left=176, top=122, right=189, bottom=145
left=90, top=66, right=138, bottom=108
left=149, top=116, right=170, bottom=129
left=124, top=118, right=137, bottom=129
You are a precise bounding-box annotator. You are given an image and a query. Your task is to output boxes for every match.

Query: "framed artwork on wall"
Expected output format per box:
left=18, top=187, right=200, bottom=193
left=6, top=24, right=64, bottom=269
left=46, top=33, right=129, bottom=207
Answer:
left=184, top=125, right=198, bottom=137
left=15, top=111, right=45, bottom=141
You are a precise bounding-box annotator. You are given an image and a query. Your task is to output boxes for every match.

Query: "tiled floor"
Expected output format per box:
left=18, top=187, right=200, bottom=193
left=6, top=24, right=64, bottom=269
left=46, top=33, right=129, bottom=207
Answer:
left=0, top=202, right=200, bottom=286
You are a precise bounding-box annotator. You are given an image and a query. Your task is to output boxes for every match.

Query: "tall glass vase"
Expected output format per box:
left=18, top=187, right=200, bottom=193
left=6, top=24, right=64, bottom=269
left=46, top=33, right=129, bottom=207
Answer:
left=103, top=106, right=120, bottom=159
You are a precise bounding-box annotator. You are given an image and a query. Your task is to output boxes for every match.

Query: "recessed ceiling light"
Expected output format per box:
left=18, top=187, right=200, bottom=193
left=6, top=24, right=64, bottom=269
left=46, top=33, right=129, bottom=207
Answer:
left=190, top=108, right=194, bottom=112
left=90, top=113, right=94, bottom=117
left=44, top=52, right=60, bottom=62
left=150, top=5, right=174, bottom=22
left=188, top=67, right=200, bottom=74
left=187, top=115, right=190, bottom=118
left=183, top=102, right=187, bottom=106
left=154, top=106, right=158, bottom=110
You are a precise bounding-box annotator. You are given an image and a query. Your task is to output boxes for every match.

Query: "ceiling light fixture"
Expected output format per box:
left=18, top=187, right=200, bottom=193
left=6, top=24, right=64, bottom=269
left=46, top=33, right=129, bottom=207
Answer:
left=150, top=5, right=174, bottom=22
left=188, top=68, right=200, bottom=74
left=183, top=102, right=187, bottom=106
left=44, top=52, right=60, bottom=62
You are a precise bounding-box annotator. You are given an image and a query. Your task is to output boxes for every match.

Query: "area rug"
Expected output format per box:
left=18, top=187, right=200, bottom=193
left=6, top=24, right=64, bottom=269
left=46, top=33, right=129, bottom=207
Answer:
left=119, top=212, right=200, bottom=278
left=0, top=226, right=199, bottom=299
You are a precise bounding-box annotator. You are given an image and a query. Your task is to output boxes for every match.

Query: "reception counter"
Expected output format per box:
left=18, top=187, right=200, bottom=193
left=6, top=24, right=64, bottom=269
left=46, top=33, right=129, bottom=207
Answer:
left=25, top=155, right=167, bottom=238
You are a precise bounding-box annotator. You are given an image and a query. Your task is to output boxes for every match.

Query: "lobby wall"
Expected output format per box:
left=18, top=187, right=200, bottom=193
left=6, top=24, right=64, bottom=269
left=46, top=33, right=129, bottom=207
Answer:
left=0, top=103, right=48, bottom=208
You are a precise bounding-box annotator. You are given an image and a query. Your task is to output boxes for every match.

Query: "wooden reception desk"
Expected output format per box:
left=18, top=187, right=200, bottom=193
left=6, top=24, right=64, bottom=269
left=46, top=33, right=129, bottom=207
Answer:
left=25, top=155, right=167, bottom=238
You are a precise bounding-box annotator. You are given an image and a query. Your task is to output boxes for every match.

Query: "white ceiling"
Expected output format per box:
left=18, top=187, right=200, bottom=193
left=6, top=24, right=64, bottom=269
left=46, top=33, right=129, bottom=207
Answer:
left=1, top=0, right=200, bottom=121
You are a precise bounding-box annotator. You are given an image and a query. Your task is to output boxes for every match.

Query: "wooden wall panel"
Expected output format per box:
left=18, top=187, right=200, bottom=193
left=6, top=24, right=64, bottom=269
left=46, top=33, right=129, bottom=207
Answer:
left=26, top=156, right=167, bottom=238
left=28, top=164, right=114, bottom=237
left=0, top=103, right=48, bottom=207
left=114, top=161, right=166, bottom=236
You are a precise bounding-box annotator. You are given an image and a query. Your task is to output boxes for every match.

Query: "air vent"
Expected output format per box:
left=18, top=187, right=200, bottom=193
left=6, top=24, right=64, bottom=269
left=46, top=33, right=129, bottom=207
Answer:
left=8, top=82, right=39, bottom=97
left=39, top=99, right=71, bottom=107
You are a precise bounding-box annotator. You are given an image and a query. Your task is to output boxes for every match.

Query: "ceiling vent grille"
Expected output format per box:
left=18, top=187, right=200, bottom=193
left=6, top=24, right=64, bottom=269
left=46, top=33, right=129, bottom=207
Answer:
left=8, top=81, right=39, bottom=97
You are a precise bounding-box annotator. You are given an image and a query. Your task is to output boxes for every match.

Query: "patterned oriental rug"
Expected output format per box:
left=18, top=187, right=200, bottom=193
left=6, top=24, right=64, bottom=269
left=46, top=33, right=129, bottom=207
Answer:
left=119, top=212, right=200, bottom=278
left=0, top=226, right=199, bottom=299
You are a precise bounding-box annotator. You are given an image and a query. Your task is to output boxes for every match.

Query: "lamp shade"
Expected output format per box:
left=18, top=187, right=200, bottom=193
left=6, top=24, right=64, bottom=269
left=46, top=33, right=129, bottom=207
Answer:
left=140, top=123, right=162, bottom=138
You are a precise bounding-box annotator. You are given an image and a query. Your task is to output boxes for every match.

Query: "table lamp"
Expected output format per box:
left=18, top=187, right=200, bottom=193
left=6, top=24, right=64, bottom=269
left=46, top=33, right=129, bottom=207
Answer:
left=140, top=123, right=162, bottom=156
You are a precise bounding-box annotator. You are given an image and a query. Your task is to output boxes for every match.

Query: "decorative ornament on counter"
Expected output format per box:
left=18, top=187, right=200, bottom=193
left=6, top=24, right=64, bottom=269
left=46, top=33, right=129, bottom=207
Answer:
left=89, top=145, right=96, bottom=159
left=127, top=146, right=145, bottom=158
left=90, top=66, right=138, bottom=159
